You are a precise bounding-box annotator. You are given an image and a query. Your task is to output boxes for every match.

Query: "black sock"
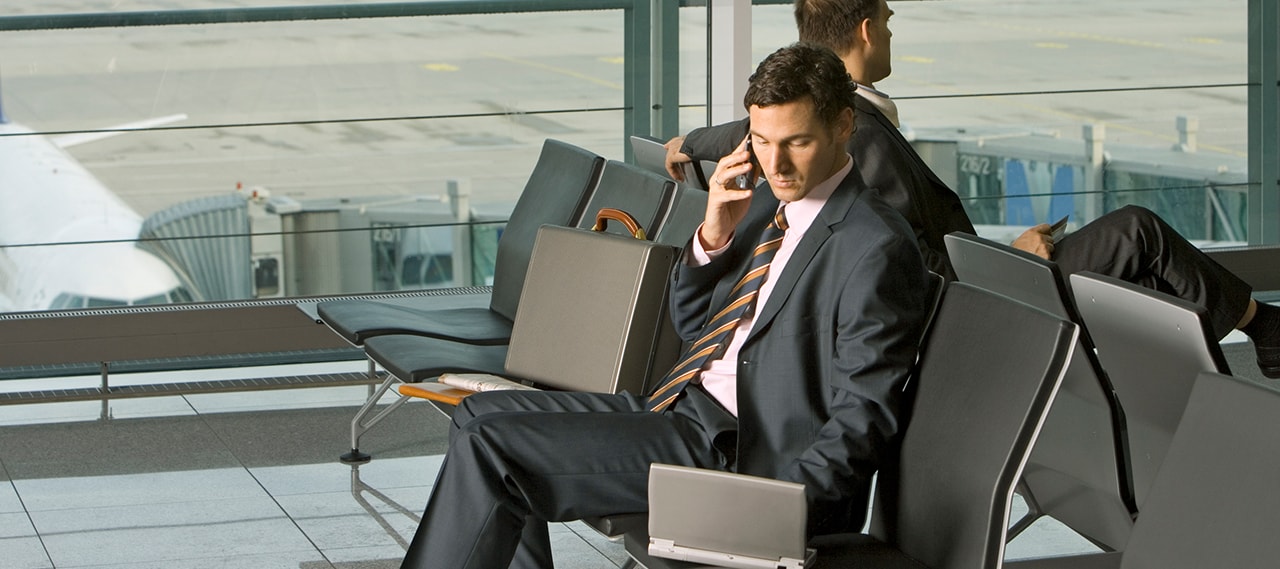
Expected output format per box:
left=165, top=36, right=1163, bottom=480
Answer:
left=1242, top=301, right=1280, bottom=349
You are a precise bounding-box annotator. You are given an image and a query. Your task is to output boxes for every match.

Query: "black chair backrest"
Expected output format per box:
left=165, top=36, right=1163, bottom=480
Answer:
left=887, top=281, right=1077, bottom=569
left=490, top=139, right=604, bottom=320
left=652, top=183, right=708, bottom=248
left=1119, top=371, right=1280, bottom=568
left=1069, top=271, right=1230, bottom=510
left=577, top=160, right=676, bottom=240
left=944, top=232, right=1075, bottom=320
left=918, top=270, right=947, bottom=348
left=944, top=232, right=1136, bottom=548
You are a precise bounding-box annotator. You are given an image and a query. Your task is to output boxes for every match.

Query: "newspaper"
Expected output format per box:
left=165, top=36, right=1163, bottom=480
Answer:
left=439, top=373, right=540, bottom=393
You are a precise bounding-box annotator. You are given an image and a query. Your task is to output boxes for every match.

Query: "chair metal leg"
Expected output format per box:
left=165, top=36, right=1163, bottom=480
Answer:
left=340, top=359, right=411, bottom=464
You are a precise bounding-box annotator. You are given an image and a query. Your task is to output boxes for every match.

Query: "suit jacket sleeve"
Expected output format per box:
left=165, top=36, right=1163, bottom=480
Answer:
left=680, top=118, right=750, bottom=163
left=783, top=227, right=927, bottom=533
left=666, top=202, right=765, bottom=342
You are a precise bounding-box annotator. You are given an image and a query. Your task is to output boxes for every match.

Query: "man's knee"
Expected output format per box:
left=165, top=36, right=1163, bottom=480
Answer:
left=1082, top=205, right=1169, bottom=249
left=450, top=408, right=521, bottom=457
left=450, top=392, right=508, bottom=440
left=1110, top=205, right=1162, bottom=233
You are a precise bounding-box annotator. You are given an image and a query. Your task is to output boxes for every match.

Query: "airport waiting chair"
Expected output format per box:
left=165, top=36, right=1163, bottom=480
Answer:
left=342, top=163, right=683, bottom=462
left=316, top=138, right=605, bottom=347
left=1005, top=371, right=1280, bottom=569
left=355, top=161, right=691, bottom=383
left=578, top=159, right=677, bottom=239
left=623, top=281, right=1077, bottom=569
left=376, top=218, right=680, bottom=410
left=653, top=181, right=708, bottom=247
left=1067, top=271, right=1230, bottom=511
left=584, top=271, right=946, bottom=555
left=943, top=232, right=1136, bottom=551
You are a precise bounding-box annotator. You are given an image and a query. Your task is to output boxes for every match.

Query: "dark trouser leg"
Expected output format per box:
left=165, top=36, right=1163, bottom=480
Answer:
left=400, top=390, right=729, bottom=569
left=1053, top=205, right=1252, bottom=339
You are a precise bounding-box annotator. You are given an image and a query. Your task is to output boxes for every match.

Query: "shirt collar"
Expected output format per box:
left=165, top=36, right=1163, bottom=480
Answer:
left=853, top=82, right=900, bottom=128
left=854, top=82, right=891, bottom=99
left=777, top=153, right=852, bottom=235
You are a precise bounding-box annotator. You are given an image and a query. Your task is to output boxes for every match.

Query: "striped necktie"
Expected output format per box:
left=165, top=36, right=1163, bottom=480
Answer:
left=647, top=207, right=789, bottom=412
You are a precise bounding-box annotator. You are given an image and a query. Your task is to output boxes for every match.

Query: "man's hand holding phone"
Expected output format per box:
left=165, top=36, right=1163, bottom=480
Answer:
left=699, top=136, right=760, bottom=251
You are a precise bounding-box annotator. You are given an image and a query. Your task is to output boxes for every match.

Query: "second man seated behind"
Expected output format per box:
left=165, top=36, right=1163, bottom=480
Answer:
left=665, top=0, right=1280, bottom=378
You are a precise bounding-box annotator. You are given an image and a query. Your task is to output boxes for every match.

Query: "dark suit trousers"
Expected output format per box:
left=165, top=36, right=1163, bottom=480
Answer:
left=399, top=387, right=737, bottom=569
left=1054, top=205, right=1251, bottom=339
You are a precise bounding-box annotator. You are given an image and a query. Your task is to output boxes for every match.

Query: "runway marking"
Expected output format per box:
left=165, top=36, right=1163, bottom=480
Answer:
left=422, top=63, right=459, bottom=72
left=1187, top=37, right=1223, bottom=45
left=599, top=56, right=625, bottom=65
left=980, top=21, right=1164, bottom=48
left=897, top=77, right=1246, bottom=158
left=1035, top=42, right=1070, bottom=49
left=484, top=52, right=623, bottom=90
left=899, top=55, right=935, bottom=64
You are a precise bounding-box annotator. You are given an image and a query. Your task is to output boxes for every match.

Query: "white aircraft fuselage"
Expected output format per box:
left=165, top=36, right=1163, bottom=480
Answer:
left=0, top=115, right=190, bottom=312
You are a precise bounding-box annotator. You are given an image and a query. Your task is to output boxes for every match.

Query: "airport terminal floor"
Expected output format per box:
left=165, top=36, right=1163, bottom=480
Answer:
left=0, top=337, right=1272, bottom=569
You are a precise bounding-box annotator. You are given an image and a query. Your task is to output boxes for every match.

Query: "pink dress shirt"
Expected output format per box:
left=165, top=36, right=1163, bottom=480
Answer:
left=687, top=155, right=852, bottom=415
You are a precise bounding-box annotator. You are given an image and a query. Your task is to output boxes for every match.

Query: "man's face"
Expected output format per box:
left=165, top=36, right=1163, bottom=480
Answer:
left=864, top=0, right=894, bottom=83
left=747, top=98, right=853, bottom=203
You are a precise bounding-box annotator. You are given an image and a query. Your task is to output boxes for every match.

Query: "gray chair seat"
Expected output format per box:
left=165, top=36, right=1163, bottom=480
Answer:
left=362, top=334, right=508, bottom=383
left=319, top=298, right=509, bottom=346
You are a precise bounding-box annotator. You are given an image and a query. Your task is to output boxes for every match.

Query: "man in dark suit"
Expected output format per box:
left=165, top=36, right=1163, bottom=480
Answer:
left=665, top=0, right=1280, bottom=377
left=399, top=43, right=929, bottom=569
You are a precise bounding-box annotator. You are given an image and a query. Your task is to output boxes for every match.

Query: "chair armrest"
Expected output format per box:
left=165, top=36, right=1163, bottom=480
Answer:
left=398, top=383, right=475, bottom=406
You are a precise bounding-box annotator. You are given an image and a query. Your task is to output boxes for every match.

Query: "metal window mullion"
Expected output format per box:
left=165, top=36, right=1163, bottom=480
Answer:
left=1249, top=0, right=1280, bottom=245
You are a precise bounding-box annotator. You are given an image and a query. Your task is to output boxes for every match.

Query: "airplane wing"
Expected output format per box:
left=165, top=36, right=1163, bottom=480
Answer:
left=51, top=113, right=188, bottom=149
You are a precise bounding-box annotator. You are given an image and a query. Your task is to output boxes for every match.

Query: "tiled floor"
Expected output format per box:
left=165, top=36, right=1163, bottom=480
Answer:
left=3, top=341, right=1273, bottom=568
left=0, top=363, right=630, bottom=569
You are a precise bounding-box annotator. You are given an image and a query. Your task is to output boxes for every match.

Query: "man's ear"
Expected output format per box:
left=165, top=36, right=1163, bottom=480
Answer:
left=856, top=17, right=874, bottom=48
left=834, top=107, right=855, bottom=141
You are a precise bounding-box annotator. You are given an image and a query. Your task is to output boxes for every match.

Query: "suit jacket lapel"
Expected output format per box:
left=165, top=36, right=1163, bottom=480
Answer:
left=744, top=170, right=864, bottom=344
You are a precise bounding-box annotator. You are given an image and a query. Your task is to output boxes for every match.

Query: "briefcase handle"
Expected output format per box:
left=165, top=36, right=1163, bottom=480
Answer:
left=591, top=207, right=647, bottom=240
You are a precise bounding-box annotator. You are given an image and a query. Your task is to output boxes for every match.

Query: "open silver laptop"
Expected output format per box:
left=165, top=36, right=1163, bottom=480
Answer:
left=629, top=134, right=714, bottom=191
left=647, top=463, right=816, bottom=569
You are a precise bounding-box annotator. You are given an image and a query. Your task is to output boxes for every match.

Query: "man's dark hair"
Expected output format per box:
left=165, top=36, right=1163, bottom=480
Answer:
left=744, top=42, right=859, bottom=126
left=795, top=0, right=880, bottom=55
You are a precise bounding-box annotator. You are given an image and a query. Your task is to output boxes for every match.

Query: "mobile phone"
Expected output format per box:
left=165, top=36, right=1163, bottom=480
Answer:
left=1050, top=215, right=1069, bottom=242
left=733, top=138, right=760, bottom=189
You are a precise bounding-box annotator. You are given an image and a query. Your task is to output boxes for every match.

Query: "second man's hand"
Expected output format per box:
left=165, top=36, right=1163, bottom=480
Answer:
left=664, top=136, right=691, bottom=181
left=1011, top=223, right=1054, bottom=259
left=699, top=136, right=758, bottom=251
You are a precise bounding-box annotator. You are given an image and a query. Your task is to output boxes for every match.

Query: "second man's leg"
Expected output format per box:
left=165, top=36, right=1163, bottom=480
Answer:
left=1053, top=205, right=1252, bottom=339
